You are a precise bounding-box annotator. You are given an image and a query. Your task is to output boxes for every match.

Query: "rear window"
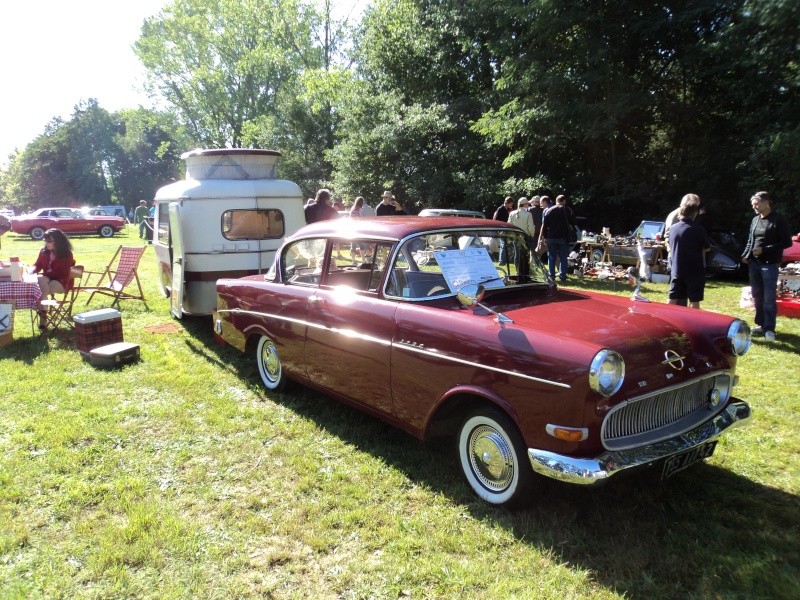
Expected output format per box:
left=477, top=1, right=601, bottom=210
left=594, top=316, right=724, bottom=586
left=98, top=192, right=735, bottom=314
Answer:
left=222, top=209, right=285, bottom=240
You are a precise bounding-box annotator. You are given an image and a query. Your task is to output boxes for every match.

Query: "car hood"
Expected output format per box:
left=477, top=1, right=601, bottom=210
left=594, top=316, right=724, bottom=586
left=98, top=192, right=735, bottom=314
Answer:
left=489, top=289, right=735, bottom=392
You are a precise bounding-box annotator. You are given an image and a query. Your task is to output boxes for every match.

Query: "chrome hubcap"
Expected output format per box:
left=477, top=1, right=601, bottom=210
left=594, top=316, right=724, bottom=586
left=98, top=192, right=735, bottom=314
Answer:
left=261, top=342, right=280, bottom=382
left=468, top=425, right=514, bottom=492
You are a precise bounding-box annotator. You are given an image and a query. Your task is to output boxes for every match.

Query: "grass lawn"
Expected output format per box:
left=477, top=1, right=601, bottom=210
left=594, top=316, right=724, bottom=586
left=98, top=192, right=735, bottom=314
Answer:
left=1, top=226, right=798, bottom=599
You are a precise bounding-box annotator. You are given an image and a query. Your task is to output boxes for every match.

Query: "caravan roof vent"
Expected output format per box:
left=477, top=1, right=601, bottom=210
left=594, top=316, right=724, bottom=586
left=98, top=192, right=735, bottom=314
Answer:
left=181, top=148, right=282, bottom=181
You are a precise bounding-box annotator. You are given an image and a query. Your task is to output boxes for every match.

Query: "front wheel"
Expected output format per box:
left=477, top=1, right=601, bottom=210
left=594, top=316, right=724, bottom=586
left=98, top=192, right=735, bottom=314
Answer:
left=30, top=226, right=45, bottom=240
left=256, top=335, right=287, bottom=392
left=458, top=408, right=534, bottom=507
left=98, top=225, right=114, bottom=238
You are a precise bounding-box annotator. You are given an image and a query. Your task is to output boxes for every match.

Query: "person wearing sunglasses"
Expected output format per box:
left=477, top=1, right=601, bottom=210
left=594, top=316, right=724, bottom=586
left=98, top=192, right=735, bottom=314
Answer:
left=30, top=228, right=75, bottom=330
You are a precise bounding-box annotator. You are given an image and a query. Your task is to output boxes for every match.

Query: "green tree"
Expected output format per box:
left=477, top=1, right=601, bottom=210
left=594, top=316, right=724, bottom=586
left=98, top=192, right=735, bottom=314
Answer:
left=242, top=0, right=359, bottom=195
left=107, top=108, right=192, bottom=206
left=0, top=102, right=190, bottom=212
left=330, top=0, right=505, bottom=210
left=135, top=0, right=319, bottom=149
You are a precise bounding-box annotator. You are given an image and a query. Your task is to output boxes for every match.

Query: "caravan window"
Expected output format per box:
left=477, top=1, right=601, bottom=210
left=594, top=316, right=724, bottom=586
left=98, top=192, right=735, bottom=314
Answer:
left=157, top=203, right=170, bottom=245
left=222, top=209, right=285, bottom=240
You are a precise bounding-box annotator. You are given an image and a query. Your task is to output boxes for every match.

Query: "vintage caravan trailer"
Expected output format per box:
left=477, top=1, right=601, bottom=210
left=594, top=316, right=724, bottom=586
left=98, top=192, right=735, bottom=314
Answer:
left=153, top=148, right=304, bottom=318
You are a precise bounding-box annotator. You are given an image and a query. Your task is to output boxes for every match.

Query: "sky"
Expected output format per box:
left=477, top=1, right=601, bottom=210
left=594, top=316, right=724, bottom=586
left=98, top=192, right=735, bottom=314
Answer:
left=0, top=1, right=369, bottom=169
left=0, top=0, right=171, bottom=166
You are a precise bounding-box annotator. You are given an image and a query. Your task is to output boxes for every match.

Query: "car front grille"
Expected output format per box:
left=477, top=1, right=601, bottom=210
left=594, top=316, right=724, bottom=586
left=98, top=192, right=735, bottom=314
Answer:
left=601, top=375, right=728, bottom=451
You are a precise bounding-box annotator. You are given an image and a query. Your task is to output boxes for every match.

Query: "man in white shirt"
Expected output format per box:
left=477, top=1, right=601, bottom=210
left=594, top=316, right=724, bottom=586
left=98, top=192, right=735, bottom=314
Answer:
left=507, top=197, right=535, bottom=276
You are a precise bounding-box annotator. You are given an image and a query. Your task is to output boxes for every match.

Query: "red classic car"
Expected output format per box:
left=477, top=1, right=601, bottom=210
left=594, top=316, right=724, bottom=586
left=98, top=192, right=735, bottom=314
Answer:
left=213, top=217, right=752, bottom=506
left=10, top=207, right=126, bottom=240
left=784, top=233, right=800, bottom=265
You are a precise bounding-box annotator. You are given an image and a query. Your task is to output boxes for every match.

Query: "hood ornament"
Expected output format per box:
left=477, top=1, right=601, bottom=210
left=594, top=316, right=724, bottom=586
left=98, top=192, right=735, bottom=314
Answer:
left=625, top=267, right=651, bottom=303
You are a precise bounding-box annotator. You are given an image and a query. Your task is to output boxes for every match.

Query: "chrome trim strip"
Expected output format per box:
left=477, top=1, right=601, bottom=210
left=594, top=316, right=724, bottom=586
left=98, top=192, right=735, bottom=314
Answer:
left=528, top=400, right=750, bottom=485
left=216, top=307, right=570, bottom=389
left=395, top=342, right=570, bottom=388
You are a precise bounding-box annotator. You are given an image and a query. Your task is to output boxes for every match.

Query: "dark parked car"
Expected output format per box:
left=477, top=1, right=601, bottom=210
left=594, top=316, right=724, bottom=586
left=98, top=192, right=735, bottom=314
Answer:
left=214, top=217, right=752, bottom=506
left=633, top=220, right=745, bottom=277
left=10, top=207, right=126, bottom=240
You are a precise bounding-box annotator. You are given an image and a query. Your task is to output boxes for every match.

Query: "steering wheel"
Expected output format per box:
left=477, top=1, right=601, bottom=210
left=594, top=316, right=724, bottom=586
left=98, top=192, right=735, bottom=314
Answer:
left=496, top=265, right=509, bottom=283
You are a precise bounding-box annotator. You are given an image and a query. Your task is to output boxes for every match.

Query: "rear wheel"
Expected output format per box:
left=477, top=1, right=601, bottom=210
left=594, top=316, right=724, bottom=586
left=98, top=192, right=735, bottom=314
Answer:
left=458, top=408, right=534, bottom=507
left=30, top=226, right=45, bottom=240
left=98, top=225, right=114, bottom=238
left=256, top=335, right=287, bottom=391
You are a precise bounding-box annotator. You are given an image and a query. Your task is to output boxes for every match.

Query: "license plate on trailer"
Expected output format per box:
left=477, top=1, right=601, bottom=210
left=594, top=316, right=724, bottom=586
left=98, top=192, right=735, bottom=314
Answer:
left=661, top=441, right=717, bottom=479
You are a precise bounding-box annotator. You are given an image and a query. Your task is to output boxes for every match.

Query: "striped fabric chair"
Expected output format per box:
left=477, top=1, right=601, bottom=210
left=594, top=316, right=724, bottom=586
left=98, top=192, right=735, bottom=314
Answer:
left=81, top=246, right=148, bottom=310
left=40, top=265, right=85, bottom=332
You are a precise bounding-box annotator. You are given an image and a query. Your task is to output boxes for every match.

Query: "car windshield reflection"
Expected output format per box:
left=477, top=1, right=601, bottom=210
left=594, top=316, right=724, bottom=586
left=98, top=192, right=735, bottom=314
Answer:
left=386, top=228, right=552, bottom=299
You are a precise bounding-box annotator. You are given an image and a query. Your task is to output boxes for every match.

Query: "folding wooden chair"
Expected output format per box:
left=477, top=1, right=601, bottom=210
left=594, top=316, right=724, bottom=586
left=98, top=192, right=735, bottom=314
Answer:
left=81, top=246, right=148, bottom=310
left=40, top=265, right=85, bottom=332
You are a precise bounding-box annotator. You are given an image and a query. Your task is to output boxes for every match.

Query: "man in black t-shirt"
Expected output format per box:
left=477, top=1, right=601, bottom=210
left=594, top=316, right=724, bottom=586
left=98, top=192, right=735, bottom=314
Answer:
left=376, top=191, right=404, bottom=216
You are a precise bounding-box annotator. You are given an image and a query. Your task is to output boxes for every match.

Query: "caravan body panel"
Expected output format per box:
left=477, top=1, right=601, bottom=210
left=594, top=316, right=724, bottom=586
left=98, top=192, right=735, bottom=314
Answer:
left=153, top=149, right=304, bottom=316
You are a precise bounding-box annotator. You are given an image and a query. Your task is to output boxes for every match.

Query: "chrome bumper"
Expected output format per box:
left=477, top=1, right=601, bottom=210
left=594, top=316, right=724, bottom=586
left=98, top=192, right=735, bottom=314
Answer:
left=528, top=400, right=751, bottom=485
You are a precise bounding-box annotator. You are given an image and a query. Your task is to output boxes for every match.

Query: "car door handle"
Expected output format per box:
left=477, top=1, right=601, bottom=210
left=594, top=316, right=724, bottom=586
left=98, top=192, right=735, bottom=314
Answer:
left=309, top=296, right=324, bottom=304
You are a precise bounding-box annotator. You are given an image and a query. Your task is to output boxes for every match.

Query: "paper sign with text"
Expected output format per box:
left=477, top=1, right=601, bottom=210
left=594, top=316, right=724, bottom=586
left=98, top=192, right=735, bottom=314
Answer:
left=433, top=248, right=505, bottom=292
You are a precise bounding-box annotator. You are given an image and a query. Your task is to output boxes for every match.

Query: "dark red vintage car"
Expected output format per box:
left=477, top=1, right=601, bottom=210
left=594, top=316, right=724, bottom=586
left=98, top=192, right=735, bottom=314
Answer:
left=10, top=207, right=126, bottom=240
left=214, top=217, right=752, bottom=506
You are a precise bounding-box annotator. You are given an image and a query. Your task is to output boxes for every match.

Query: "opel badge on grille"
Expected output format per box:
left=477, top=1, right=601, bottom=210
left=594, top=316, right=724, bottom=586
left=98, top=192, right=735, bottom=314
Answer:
left=662, top=350, right=685, bottom=370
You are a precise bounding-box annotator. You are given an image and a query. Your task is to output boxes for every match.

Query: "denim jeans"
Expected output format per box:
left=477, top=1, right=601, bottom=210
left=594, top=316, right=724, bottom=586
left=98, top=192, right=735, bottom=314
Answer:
left=748, top=261, right=779, bottom=332
left=546, top=238, right=570, bottom=281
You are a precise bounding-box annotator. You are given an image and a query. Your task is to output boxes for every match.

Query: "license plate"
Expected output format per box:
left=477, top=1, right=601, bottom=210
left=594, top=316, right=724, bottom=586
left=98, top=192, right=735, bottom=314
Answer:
left=661, top=441, right=717, bottom=479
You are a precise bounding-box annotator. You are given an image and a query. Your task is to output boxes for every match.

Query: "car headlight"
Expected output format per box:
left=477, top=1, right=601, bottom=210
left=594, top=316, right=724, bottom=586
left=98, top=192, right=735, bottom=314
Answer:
left=727, top=319, right=751, bottom=356
left=589, top=349, right=625, bottom=397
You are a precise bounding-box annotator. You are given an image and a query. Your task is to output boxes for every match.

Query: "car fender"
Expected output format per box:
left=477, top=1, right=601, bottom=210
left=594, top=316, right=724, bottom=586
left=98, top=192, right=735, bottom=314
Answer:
left=423, top=383, right=520, bottom=439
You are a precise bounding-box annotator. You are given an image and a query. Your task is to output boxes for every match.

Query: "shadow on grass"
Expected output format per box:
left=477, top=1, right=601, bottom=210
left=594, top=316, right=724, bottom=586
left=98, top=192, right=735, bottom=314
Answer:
left=179, top=315, right=799, bottom=600
left=0, top=324, right=78, bottom=361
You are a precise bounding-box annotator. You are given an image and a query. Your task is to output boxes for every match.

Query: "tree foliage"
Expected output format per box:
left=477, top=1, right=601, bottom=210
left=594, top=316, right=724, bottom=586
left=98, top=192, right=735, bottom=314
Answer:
left=0, top=101, right=189, bottom=213
left=4, top=0, right=798, bottom=233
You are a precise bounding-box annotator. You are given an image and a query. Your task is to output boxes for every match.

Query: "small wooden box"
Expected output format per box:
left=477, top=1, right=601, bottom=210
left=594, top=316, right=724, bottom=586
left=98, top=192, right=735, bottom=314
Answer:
left=88, top=342, right=140, bottom=368
left=74, top=308, right=123, bottom=353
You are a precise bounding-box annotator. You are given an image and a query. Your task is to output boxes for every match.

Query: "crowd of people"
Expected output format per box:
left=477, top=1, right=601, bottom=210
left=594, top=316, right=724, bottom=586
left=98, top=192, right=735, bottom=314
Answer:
left=22, top=186, right=791, bottom=343
left=303, top=189, right=406, bottom=224
left=493, top=193, right=577, bottom=283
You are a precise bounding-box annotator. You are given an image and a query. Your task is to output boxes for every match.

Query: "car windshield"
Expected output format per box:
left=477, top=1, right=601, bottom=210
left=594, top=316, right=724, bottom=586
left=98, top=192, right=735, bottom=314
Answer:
left=634, top=221, right=664, bottom=239
left=385, top=228, right=552, bottom=299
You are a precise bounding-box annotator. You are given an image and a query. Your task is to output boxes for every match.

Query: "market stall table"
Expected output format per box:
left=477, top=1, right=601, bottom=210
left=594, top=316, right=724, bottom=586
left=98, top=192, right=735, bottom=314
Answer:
left=577, top=238, right=666, bottom=277
left=0, top=273, right=43, bottom=333
left=777, top=271, right=800, bottom=318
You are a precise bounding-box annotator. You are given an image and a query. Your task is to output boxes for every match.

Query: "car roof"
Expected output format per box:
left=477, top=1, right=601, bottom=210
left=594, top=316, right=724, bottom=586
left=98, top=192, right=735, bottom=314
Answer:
left=290, top=216, right=517, bottom=242
left=418, top=208, right=486, bottom=217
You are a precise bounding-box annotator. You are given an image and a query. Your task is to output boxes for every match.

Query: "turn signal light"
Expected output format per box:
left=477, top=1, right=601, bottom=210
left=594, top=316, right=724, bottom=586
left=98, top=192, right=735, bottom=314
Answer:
left=546, top=424, right=588, bottom=442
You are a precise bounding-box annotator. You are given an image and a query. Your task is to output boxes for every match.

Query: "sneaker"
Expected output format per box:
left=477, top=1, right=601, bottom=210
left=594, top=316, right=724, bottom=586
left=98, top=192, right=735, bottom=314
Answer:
left=764, top=331, right=776, bottom=341
left=751, top=326, right=763, bottom=335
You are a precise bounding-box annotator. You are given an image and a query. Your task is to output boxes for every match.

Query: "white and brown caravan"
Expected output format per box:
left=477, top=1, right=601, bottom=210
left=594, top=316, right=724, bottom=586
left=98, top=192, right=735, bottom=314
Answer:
left=152, top=148, right=304, bottom=318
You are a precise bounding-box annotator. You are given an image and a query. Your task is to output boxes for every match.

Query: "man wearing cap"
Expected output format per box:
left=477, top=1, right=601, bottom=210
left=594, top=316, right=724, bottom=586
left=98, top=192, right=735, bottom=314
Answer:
left=134, top=199, right=149, bottom=239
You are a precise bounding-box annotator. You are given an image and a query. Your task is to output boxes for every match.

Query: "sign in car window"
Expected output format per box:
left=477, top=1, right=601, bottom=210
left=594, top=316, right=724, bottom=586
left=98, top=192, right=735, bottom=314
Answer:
left=434, top=248, right=505, bottom=291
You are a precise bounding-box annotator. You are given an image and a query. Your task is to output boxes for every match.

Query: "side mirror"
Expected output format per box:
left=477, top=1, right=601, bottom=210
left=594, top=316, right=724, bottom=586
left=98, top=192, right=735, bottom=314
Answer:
left=456, top=283, right=485, bottom=308
left=457, top=283, right=512, bottom=324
